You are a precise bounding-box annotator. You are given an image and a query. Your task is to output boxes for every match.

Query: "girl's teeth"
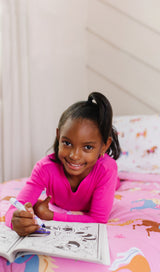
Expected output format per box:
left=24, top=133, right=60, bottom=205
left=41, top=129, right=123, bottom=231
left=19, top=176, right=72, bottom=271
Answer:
left=71, top=163, right=80, bottom=166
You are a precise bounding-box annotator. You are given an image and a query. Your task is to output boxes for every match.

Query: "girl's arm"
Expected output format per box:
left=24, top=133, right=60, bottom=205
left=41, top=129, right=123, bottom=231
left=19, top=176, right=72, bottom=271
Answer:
left=5, top=160, right=48, bottom=229
left=5, top=179, right=45, bottom=228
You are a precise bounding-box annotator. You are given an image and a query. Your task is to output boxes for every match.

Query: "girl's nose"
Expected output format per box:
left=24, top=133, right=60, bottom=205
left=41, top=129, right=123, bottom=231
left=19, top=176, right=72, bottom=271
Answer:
left=69, top=149, right=80, bottom=160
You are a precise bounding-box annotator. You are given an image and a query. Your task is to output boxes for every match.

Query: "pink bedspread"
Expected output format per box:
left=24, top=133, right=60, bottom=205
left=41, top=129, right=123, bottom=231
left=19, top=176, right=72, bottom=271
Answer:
left=0, top=175, right=160, bottom=272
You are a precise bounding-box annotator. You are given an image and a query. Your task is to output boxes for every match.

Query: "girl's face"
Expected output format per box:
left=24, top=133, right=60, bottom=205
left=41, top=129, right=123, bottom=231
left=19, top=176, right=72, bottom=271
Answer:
left=57, top=118, right=109, bottom=184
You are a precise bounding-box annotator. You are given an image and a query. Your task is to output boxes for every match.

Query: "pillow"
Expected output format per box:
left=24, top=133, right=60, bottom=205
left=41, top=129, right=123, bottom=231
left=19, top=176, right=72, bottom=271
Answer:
left=113, top=115, right=160, bottom=177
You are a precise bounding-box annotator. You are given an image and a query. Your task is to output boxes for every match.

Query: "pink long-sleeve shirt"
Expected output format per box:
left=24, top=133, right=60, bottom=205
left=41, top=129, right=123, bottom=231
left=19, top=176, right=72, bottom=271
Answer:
left=5, top=153, right=120, bottom=228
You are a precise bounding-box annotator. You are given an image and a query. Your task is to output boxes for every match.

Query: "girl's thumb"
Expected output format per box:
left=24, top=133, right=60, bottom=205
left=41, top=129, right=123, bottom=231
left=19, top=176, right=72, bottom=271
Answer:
left=45, top=196, right=52, bottom=204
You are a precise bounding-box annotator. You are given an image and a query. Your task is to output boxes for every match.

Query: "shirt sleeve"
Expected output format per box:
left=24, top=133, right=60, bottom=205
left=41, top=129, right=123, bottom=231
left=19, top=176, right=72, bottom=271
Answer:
left=54, top=164, right=118, bottom=223
left=5, top=206, right=17, bottom=228
left=5, top=161, right=47, bottom=228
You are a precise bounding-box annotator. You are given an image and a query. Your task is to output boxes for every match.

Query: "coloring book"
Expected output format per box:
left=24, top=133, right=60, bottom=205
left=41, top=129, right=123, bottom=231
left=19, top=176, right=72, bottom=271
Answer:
left=0, top=221, right=110, bottom=265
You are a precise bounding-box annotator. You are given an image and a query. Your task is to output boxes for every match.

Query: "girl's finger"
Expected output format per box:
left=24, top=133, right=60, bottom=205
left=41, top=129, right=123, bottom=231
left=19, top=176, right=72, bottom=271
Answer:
left=43, top=196, right=52, bottom=205
left=16, top=225, right=40, bottom=237
left=13, top=209, right=33, bottom=219
left=12, top=215, right=37, bottom=227
left=24, top=202, right=34, bottom=215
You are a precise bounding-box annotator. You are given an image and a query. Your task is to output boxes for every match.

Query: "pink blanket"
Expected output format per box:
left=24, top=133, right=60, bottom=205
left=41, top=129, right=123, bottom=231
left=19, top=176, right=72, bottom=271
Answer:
left=0, top=174, right=160, bottom=271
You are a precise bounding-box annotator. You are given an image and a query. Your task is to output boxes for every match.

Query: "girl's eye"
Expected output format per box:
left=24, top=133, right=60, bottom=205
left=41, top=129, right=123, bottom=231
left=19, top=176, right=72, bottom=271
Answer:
left=84, top=145, right=93, bottom=151
left=63, top=141, right=71, bottom=147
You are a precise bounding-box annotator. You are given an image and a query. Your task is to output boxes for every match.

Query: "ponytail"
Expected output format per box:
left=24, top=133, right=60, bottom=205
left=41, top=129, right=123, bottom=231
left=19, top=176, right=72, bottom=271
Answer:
left=87, top=92, right=121, bottom=160
left=107, top=127, right=121, bottom=160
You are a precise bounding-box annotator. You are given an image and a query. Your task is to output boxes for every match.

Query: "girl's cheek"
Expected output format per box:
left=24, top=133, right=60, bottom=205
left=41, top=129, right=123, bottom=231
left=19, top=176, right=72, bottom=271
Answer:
left=58, top=146, right=67, bottom=157
left=58, top=144, right=63, bottom=153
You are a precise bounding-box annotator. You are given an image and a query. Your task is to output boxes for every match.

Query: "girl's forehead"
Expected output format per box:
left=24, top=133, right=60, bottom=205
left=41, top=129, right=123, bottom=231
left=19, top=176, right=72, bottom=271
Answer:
left=61, top=118, right=98, bottom=132
left=58, top=118, right=105, bottom=145
left=59, top=118, right=102, bottom=140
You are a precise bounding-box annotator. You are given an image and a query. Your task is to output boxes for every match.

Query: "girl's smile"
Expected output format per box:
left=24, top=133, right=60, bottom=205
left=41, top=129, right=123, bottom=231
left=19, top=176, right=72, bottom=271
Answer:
left=64, top=158, right=86, bottom=171
left=57, top=118, right=108, bottom=189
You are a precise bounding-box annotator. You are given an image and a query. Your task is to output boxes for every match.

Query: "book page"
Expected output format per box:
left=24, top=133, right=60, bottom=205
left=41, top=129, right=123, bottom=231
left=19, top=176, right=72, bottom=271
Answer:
left=13, top=221, right=108, bottom=264
left=0, top=225, right=21, bottom=260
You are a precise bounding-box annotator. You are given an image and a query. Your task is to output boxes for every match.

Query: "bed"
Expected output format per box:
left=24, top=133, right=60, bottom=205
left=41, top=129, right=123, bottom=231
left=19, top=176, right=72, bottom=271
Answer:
left=0, top=115, right=160, bottom=272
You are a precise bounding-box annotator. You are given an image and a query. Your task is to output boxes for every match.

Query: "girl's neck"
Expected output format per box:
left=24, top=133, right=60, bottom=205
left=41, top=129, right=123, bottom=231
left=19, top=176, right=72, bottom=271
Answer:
left=63, top=167, right=90, bottom=192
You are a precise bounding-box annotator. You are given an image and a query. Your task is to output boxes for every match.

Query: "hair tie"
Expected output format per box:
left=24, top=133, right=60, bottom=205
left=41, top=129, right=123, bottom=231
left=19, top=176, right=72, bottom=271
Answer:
left=87, top=96, right=93, bottom=104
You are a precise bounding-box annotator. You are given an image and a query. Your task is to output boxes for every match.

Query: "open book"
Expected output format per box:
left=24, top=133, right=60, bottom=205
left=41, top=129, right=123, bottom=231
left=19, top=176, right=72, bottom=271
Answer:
left=0, top=221, right=110, bottom=265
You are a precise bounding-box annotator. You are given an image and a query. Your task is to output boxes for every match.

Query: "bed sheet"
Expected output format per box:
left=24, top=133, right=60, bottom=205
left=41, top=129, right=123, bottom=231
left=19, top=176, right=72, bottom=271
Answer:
left=0, top=176, right=160, bottom=272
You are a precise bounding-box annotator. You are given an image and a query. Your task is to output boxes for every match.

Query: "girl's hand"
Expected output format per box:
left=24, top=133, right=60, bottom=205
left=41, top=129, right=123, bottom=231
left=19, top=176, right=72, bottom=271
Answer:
left=11, top=202, right=40, bottom=237
left=33, top=196, right=54, bottom=220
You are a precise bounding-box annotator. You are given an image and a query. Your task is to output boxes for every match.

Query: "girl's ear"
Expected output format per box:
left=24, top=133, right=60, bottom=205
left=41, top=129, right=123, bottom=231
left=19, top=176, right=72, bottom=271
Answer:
left=101, top=137, right=112, bottom=156
left=56, top=128, right=60, bottom=140
left=106, top=136, right=112, bottom=151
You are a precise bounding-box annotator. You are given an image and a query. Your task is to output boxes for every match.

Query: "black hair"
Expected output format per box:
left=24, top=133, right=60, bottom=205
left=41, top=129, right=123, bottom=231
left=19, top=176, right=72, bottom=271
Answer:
left=51, top=92, right=121, bottom=162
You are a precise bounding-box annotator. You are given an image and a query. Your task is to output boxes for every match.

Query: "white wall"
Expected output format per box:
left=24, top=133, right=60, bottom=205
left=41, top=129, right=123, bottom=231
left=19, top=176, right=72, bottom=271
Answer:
left=0, top=0, right=88, bottom=182
left=87, top=0, right=160, bottom=115
left=1, top=0, right=160, bottom=181
left=27, top=0, right=87, bottom=166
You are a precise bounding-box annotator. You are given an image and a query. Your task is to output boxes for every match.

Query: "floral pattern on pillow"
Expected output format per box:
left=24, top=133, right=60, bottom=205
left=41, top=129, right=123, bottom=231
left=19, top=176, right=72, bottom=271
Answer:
left=114, top=115, right=160, bottom=174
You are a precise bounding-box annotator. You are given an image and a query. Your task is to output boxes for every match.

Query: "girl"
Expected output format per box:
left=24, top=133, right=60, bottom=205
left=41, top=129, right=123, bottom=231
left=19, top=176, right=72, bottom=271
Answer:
left=5, top=92, right=121, bottom=236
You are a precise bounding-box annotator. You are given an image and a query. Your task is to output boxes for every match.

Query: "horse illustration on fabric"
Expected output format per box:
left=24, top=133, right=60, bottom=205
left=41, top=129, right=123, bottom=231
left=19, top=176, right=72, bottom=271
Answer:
left=109, top=247, right=150, bottom=272
left=6, top=254, right=58, bottom=272
left=130, top=198, right=160, bottom=211
left=133, top=219, right=160, bottom=237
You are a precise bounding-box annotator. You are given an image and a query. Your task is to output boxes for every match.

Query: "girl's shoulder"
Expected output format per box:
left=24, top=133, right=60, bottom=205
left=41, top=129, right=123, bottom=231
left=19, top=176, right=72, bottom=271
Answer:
left=31, top=153, right=63, bottom=180
left=33, top=153, right=61, bottom=170
left=88, top=154, right=118, bottom=186
left=96, top=154, right=118, bottom=172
